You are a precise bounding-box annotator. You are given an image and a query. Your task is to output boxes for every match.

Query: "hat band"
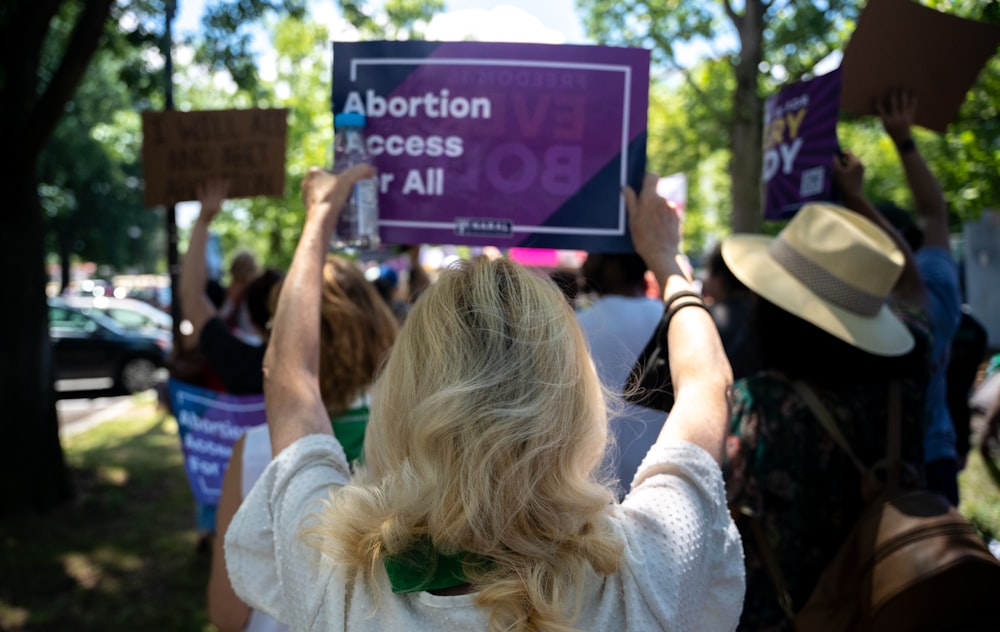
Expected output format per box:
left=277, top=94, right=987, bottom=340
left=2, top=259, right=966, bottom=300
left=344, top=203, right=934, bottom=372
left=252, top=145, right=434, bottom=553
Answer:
left=769, top=237, right=885, bottom=316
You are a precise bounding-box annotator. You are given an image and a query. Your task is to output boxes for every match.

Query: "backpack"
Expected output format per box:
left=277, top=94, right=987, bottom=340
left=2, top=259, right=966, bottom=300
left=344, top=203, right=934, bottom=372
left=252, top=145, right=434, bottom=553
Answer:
left=750, top=380, right=1000, bottom=631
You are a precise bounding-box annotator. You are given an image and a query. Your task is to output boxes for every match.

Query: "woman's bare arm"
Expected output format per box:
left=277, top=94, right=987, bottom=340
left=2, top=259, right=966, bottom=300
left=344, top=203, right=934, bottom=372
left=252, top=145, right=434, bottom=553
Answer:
left=263, top=165, right=375, bottom=457
left=179, top=179, right=229, bottom=349
left=207, top=435, right=251, bottom=632
left=624, top=173, right=733, bottom=464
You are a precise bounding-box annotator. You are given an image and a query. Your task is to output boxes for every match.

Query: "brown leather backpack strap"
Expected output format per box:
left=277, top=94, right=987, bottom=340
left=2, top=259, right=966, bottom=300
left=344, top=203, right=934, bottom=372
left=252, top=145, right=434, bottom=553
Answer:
left=789, top=380, right=866, bottom=475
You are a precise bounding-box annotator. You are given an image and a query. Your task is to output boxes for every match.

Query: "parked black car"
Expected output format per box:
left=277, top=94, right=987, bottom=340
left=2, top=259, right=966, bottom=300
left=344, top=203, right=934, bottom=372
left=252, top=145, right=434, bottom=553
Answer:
left=49, top=297, right=170, bottom=393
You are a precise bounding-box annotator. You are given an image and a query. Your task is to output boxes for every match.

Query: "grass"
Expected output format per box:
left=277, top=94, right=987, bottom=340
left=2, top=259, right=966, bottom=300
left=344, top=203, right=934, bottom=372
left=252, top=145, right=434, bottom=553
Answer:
left=960, top=446, right=1000, bottom=544
left=0, top=392, right=214, bottom=632
left=1, top=393, right=999, bottom=631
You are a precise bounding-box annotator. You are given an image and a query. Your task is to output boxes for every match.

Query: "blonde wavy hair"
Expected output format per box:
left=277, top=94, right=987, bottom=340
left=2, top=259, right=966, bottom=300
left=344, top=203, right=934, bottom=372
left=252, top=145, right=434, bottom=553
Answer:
left=271, top=256, right=398, bottom=416
left=307, top=256, right=622, bottom=631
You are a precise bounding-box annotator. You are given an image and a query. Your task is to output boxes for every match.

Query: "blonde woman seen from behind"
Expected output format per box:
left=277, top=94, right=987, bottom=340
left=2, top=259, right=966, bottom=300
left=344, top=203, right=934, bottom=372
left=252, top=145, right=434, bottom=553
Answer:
left=224, top=166, right=744, bottom=631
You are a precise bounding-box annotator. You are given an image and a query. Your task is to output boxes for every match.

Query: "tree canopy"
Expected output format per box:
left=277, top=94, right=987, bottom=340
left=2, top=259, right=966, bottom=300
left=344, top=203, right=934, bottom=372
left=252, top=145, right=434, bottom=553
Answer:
left=579, top=0, right=999, bottom=240
left=0, top=0, right=442, bottom=517
left=579, top=0, right=861, bottom=233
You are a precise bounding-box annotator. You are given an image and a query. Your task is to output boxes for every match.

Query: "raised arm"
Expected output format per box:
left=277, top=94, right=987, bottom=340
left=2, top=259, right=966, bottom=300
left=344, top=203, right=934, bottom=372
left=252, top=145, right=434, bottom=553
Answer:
left=833, top=150, right=927, bottom=310
left=876, top=90, right=950, bottom=250
left=179, top=179, right=229, bottom=349
left=624, top=173, right=733, bottom=464
left=263, top=165, right=375, bottom=456
left=405, top=245, right=430, bottom=303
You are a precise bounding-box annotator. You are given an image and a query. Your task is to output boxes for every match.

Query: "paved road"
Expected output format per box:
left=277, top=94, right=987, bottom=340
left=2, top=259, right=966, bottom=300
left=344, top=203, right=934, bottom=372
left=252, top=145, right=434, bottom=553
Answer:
left=57, top=395, right=134, bottom=433
left=56, top=378, right=165, bottom=437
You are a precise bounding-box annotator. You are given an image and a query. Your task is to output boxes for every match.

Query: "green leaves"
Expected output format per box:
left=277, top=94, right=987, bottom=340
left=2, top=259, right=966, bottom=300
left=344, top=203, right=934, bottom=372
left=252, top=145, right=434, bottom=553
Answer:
left=337, top=0, right=445, bottom=39
left=194, top=0, right=306, bottom=92
left=581, top=0, right=1000, bottom=239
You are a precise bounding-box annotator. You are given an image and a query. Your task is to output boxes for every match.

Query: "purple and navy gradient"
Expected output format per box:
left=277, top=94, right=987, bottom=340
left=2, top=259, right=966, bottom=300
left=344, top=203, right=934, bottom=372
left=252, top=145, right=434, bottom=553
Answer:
left=333, top=41, right=649, bottom=251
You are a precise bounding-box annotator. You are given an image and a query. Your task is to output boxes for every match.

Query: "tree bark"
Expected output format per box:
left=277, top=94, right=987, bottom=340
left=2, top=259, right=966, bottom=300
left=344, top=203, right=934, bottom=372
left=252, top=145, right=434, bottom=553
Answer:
left=59, top=228, right=72, bottom=294
left=0, top=167, right=74, bottom=518
left=0, top=0, right=114, bottom=517
left=728, top=0, right=765, bottom=234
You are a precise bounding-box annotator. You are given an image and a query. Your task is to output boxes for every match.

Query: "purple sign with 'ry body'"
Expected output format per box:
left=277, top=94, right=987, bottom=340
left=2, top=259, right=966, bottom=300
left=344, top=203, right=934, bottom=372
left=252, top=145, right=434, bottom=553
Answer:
left=332, top=41, right=650, bottom=251
left=763, top=67, right=843, bottom=221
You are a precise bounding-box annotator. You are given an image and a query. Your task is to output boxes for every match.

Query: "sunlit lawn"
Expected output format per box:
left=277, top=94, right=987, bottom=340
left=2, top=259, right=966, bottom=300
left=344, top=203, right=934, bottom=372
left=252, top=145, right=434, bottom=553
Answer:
left=961, top=443, right=1000, bottom=545
left=0, top=393, right=214, bottom=632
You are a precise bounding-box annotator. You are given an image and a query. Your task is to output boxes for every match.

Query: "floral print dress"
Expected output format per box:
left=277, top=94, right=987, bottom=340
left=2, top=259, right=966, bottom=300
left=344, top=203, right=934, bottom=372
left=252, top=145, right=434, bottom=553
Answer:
left=724, top=303, right=933, bottom=631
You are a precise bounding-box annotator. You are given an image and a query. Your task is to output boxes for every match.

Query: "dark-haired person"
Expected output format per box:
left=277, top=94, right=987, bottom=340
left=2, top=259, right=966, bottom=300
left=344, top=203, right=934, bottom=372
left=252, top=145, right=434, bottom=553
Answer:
left=722, top=150, right=933, bottom=630
left=179, top=179, right=283, bottom=395
left=703, top=242, right=759, bottom=381
left=875, top=90, right=963, bottom=505
left=178, top=179, right=284, bottom=552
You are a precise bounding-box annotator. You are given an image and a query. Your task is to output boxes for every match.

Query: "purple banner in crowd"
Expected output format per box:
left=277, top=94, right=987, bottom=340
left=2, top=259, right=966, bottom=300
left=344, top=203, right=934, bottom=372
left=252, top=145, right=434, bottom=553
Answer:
left=332, top=41, right=650, bottom=251
left=763, top=67, right=843, bottom=221
left=168, top=379, right=267, bottom=505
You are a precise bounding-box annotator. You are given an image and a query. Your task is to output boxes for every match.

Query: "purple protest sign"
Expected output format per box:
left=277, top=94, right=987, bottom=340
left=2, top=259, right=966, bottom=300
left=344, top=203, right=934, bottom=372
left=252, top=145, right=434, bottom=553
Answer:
left=763, top=67, right=843, bottom=221
left=168, top=379, right=267, bottom=506
left=332, top=41, right=650, bottom=252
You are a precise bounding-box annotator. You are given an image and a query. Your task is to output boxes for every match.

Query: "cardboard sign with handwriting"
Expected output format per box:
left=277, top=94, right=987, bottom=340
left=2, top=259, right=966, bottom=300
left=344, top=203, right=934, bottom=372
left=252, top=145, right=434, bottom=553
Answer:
left=141, top=108, right=288, bottom=207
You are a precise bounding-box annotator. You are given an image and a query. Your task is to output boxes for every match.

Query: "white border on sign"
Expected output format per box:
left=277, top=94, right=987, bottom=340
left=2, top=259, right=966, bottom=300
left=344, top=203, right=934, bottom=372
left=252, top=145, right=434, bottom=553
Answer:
left=177, top=390, right=267, bottom=413
left=350, top=57, right=633, bottom=236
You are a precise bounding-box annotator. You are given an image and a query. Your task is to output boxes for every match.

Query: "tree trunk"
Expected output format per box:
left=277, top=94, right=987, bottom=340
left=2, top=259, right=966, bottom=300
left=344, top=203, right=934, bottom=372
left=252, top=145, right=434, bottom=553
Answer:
left=0, top=165, right=74, bottom=517
left=729, top=0, right=765, bottom=234
left=59, top=226, right=72, bottom=293
left=0, top=0, right=114, bottom=517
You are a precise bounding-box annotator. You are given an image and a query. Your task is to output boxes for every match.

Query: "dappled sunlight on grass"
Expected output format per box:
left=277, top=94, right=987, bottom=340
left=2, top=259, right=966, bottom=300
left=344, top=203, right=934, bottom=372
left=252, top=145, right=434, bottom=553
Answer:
left=960, top=449, right=1000, bottom=542
left=96, top=465, right=129, bottom=486
left=0, top=602, right=29, bottom=629
left=62, top=547, right=145, bottom=591
left=62, top=552, right=103, bottom=589
left=163, top=416, right=179, bottom=435
left=0, top=401, right=215, bottom=631
left=959, top=410, right=1000, bottom=542
left=64, top=407, right=187, bottom=490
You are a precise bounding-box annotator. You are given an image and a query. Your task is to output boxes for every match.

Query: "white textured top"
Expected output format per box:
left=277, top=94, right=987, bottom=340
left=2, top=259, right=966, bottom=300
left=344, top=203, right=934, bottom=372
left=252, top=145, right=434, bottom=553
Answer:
left=226, top=435, right=745, bottom=631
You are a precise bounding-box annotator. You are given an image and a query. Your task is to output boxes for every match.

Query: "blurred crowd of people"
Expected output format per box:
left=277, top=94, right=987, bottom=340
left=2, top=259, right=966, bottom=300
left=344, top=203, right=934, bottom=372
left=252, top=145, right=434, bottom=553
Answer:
left=165, top=88, right=999, bottom=632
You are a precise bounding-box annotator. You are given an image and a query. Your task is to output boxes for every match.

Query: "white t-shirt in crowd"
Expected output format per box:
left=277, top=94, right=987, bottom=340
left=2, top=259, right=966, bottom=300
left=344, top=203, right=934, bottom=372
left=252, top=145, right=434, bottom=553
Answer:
left=238, top=425, right=290, bottom=632
left=577, top=295, right=668, bottom=497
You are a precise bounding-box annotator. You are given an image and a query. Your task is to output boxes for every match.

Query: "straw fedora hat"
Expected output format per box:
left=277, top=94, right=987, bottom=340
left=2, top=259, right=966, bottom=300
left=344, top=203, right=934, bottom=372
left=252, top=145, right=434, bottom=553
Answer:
left=721, top=202, right=914, bottom=356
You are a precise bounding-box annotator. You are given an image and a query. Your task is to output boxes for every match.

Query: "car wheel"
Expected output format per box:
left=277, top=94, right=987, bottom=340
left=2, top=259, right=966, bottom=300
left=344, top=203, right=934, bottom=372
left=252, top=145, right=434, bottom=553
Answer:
left=117, top=357, right=158, bottom=393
